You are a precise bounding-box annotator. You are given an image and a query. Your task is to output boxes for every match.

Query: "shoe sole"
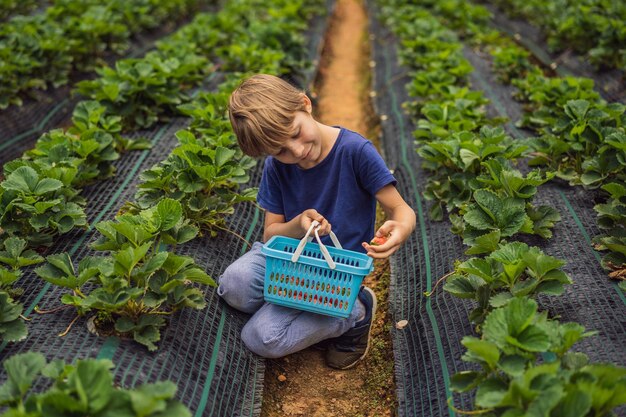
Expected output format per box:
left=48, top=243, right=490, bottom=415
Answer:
left=337, top=286, right=378, bottom=370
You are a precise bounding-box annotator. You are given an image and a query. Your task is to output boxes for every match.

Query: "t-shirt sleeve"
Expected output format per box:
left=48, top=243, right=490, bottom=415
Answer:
left=357, top=141, right=397, bottom=195
left=257, top=158, right=284, bottom=214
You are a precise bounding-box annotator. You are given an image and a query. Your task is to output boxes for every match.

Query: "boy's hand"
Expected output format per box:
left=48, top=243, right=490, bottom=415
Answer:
left=299, top=209, right=331, bottom=236
left=362, top=220, right=410, bottom=259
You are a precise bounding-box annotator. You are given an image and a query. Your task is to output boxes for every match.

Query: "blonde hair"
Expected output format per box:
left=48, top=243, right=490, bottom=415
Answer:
left=228, top=74, right=308, bottom=157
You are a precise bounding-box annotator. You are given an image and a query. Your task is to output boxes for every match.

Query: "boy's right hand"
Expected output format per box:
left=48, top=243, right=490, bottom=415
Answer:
left=299, top=209, right=331, bottom=236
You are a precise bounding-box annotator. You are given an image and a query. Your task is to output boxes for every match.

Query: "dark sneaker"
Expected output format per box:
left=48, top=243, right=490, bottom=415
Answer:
left=311, top=338, right=334, bottom=351
left=325, top=286, right=377, bottom=369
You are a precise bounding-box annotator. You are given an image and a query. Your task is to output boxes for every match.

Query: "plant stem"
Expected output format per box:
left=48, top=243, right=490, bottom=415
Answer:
left=59, top=315, right=80, bottom=337
left=424, top=270, right=455, bottom=297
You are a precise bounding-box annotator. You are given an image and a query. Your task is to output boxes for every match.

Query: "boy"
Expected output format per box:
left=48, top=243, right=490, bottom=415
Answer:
left=218, top=74, right=416, bottom=369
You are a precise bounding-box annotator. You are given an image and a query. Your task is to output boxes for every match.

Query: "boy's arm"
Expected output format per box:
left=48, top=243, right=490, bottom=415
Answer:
left=361, top=184, right=416, bottom=259
left=263, top=209, right=332, bottom=242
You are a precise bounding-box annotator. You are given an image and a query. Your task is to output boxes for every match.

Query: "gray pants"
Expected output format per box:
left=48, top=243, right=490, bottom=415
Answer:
left=217, top=242, right=364, bottom=358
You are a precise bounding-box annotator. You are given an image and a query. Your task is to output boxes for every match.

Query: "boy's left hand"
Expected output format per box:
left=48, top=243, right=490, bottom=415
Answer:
left=361, top=220, right=410, bottom=259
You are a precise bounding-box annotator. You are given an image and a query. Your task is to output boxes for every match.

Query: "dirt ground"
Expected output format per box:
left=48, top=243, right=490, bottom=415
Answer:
left=260, top=0, right=397, bottom=416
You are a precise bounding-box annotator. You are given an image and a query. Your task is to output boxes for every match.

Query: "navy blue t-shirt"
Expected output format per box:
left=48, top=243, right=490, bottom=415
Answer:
left=257, top=127, right=397, bottom=253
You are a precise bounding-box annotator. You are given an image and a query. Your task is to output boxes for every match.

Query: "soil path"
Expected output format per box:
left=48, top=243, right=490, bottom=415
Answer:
left=260, top=0, right=396, bottom=415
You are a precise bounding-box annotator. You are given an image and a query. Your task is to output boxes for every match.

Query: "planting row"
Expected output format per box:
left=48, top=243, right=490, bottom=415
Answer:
left=0, top=0, right=206, bottom=109
left=483, top=0, right=626, bottom=71
left=377, top=0, right=625, bottom=415
left=432, top=0, right=626, bottom=290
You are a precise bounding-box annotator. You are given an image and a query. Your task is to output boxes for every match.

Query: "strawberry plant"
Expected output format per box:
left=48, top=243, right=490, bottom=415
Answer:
left=0, top=351, right=191, bottom=416
left=418, top=126, right=528, bottom=220
left=444, top=242, right=571, bottom=324
left=450, top=298, right=626, bottom=417
left=452, top=187, right=560, bottom=254
left=35, top=199, right=214, bottom=351
left=130, top=130, right=257, bottom=238
left=527, top=100, right=626, bottom=186
left=490, top=44, right=534, bottom=84
left=0, top=166, right=87, bottom=246
left=70, top=100, right=151, bottom=153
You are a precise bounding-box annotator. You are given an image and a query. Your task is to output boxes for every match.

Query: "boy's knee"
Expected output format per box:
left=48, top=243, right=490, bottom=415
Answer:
left=217, top=264, right=257, bottom=313
left=241, top=324, right=284, bottom=359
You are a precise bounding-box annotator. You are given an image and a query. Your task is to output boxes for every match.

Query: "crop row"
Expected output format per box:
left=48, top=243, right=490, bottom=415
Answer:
left=377, top=0, right=625, bottom=415
left=0, top=0, right=206, bottom=109
left=483, top=0, right=626, bottom=71
left=428, top=0, right=626, bottom=291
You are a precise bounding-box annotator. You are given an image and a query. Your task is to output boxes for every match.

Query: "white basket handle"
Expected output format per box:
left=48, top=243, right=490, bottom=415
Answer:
left=291, top=220, right=340, bottom=269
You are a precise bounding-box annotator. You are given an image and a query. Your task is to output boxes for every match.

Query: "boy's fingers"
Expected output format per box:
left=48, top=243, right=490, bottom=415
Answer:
left=363, top=241, right=398, bottom=259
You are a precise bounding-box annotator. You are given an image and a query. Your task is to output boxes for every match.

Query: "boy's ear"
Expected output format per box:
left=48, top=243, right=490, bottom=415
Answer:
left=303, top=95, right=313, bottom=113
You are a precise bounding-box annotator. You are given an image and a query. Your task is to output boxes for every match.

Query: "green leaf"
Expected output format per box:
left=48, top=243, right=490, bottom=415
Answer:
left=450, top=371, right=481, bottom=392
left=483, top=297, right=549, bottom=353
left=562, top=352, right=589, bottom=370
left=154, top=199, right=183, bottom=232
left=443, top=275, right=482, bottom=299
left=457, top=258, right=496, bottom=282
left=103, top=84, right=120, bottom=101
left=489, top=292, right=513, bottom=308
left=68, top=359, right=115, bottom=413
left=523, top=247, right=565, bottom=279
left=462, top=336, right=500, bottom=369
left=506, top=324, right=550, bottom=352
left=459, top=148, right=479, bottom=169
left=113, top=242, right=152, bottom=277
left=0, top=316, right=27, bottom=343
left=161, top=224, right=199, bottom=245
left=115, top=316, right=136, bottom=333
left=33, top=178, right=63, bottom=195
left=552, top=390, right=591, bottom=417
left=475, top=377, right=508, bottom=408
left=2, top=166, right=39, bottom=193
left=464, top=190, right=526, bottom=237
left=498, top=354, right=527, bottom=377
left=465, top=230, right=501, bottom=255
left=133, top=322, right=162, bottom=352
left=0, top=352, right=46, bottom=403
left=565, top=99, right=590, bottom=120
left=140, top=252, right=169, bottom=276
left=129, top=381, right=177, bottom=416
left=45, top=253, right=74, bottom=276
left=181, top=267, right=215, bottom=286
left=214, top=147, right=236, bottom=167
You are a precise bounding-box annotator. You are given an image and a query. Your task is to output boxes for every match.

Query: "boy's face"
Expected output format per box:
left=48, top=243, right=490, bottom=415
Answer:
left=271, top=107, right=325, bottom=169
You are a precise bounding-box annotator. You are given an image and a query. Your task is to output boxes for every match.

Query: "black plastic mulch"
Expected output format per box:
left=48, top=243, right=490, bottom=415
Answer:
left=0, top=2, right=219, bottom=168
left=480, top=1, right=626, bottom=105
left=367, top=3, right=626, bottom=417
left=0, top=4, right=334, bottom=415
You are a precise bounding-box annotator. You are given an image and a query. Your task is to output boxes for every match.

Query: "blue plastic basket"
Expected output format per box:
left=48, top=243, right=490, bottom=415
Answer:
left=261, top=234, right=373, bottom=318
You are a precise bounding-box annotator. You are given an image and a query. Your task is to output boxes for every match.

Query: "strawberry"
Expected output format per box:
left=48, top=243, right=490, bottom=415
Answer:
left=370, top=234, right=389, bottom=246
